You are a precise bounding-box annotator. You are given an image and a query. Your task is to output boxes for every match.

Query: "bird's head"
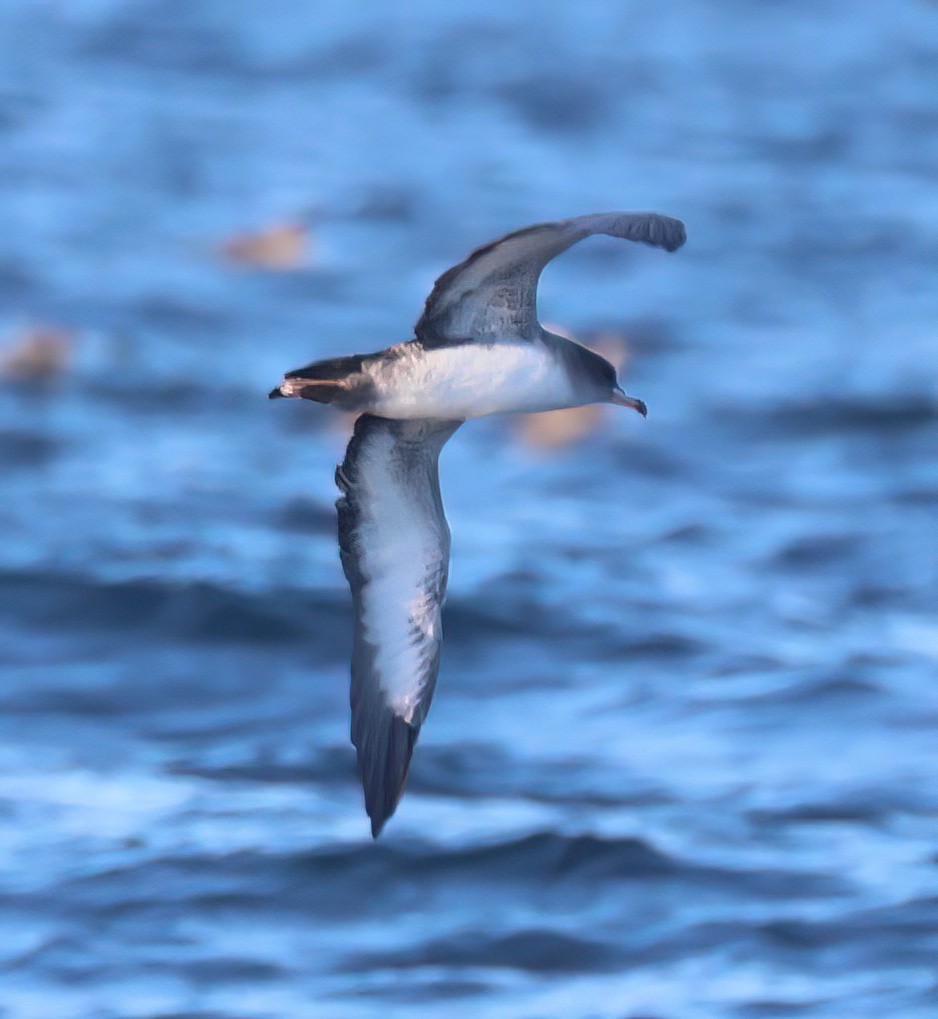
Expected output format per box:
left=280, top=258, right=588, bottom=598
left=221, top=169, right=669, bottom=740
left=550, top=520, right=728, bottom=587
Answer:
left=573, top=343, right=647, bottom=417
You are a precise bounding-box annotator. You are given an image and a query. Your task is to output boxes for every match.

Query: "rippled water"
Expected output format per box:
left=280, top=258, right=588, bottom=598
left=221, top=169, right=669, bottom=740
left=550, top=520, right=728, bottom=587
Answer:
left=1, top=2, right=937, bottom=1017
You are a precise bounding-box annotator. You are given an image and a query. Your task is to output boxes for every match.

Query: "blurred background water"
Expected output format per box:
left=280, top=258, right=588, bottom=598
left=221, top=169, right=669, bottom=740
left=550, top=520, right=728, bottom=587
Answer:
left=1, top=1, right=937, bottom=1017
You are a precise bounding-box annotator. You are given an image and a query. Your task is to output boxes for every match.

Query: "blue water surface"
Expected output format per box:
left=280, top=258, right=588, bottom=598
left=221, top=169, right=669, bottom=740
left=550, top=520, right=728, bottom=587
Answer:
left=0, top=2, right=937, bottom=1017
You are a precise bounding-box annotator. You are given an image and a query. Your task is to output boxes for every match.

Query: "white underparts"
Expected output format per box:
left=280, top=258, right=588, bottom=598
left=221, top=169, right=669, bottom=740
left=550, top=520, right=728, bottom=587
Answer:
left=365, top=343, right=580, bottom=420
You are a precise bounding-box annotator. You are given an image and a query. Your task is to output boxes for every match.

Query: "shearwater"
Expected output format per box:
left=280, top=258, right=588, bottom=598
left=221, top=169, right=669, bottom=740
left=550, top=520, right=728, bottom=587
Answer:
left=270, top=211, right=686, bottom=837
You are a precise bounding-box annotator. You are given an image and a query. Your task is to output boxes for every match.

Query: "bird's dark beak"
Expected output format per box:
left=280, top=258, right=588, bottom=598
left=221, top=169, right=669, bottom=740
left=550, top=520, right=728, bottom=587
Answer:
left=268, top=386, right=285, bottom=399
left=611, top=387, right=647, bottom=417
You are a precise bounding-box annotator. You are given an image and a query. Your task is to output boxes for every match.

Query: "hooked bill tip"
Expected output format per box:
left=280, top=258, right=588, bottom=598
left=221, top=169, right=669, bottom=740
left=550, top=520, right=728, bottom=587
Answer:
left=611, top=389, right=647, bottom=417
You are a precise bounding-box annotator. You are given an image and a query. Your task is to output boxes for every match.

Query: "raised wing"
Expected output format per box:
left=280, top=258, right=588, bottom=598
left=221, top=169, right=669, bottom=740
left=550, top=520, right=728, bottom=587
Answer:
left=414, top=211, right=686, bottom=347
left=335, top=414, right=462, bottom=837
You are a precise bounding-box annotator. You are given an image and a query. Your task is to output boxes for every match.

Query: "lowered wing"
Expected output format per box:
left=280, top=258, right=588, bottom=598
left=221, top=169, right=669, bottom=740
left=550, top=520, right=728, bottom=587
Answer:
left=335, top=414, right=462, bottom=837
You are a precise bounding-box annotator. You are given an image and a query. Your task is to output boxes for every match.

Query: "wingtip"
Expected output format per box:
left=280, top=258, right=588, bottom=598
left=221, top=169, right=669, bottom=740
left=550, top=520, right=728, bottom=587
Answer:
left=367, top=796, right=397, bottom=839
left=353, top=708, right=420, bottom=842
left=602, top=211, right=686, bottom=253
left=637, top=213, right=686, bottom=252
left=663, top=219, right=687, bottom=252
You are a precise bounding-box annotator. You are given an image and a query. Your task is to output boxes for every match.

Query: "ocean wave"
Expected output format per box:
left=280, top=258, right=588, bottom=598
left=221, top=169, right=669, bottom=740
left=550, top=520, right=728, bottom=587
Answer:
left=0, top=568, right=346, bottom=647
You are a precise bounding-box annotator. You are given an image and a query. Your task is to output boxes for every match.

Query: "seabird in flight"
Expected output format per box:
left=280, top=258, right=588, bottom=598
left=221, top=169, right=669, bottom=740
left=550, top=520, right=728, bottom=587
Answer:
left=270, top=211, right=686, bottom=836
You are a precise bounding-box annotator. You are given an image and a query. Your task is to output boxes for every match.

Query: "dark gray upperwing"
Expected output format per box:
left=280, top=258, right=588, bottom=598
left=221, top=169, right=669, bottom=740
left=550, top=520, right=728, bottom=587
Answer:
left=335, top=414, right=462, bottom=838
left=414, top=211, right=686, bottom=347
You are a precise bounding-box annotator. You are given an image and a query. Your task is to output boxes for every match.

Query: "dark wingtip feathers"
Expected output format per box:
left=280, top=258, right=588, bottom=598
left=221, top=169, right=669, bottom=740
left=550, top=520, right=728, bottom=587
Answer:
left=611, top=212, right=686, bottom=253
left=355, top=712, right=419, bottom=839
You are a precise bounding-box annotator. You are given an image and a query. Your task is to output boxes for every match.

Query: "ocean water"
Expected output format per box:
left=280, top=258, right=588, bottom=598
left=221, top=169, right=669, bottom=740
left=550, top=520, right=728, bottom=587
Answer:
left=1, top=2, right=937, bottom=1017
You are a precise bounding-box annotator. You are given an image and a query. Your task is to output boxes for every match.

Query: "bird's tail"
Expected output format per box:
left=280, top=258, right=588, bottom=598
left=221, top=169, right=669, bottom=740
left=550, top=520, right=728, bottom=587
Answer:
left=268, top=353, right=370, bottom=404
